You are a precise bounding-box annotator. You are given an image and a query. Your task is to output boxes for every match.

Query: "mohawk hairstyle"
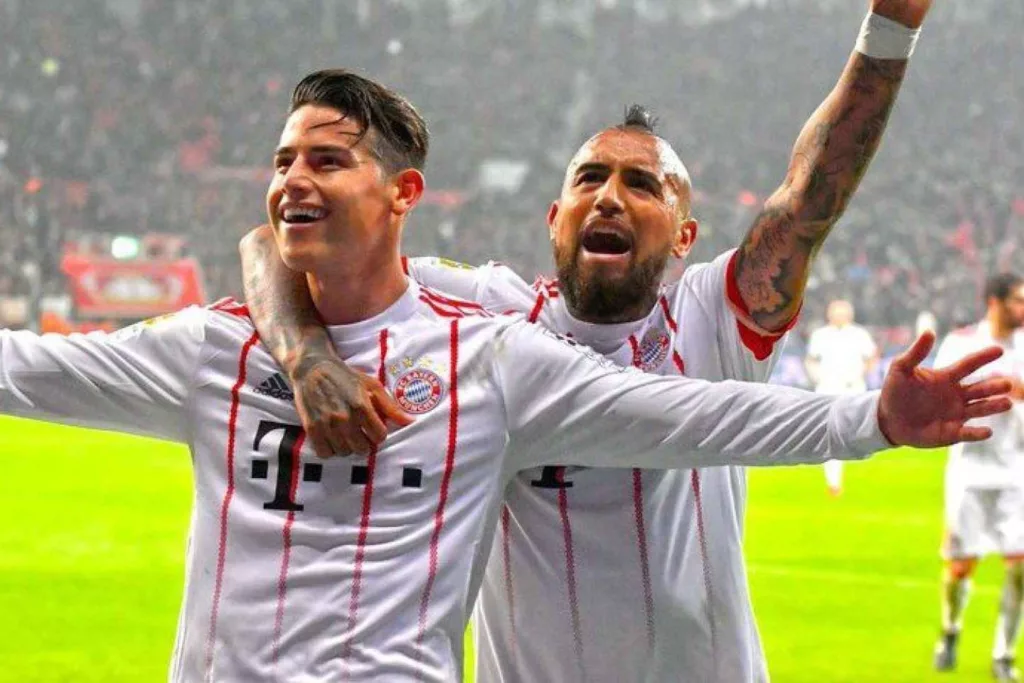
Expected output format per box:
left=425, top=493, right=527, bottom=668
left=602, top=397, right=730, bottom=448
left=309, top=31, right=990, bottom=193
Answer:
left=616, top=104, right=659, bottom=135
left=290, top=68, right=429, bottom=173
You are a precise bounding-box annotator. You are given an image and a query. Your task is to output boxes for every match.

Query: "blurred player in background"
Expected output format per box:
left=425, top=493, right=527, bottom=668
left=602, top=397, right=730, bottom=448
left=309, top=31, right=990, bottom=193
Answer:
left=805, top=299, right=879, bottom=496
left=934, top=273, right=1024, bottom=681
left=241, top=2, right=940, bottom=680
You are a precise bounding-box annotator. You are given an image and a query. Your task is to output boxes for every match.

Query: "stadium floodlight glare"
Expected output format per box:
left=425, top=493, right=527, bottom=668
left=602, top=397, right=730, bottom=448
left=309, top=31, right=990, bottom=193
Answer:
left=111, top=235, right=140, bottom=260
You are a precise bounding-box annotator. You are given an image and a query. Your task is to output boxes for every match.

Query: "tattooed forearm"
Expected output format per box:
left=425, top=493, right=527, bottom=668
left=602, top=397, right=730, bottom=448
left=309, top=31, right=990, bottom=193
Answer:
left=735, top=52, right=909, bottom=331
left=239, top=226, right=337, bottom=376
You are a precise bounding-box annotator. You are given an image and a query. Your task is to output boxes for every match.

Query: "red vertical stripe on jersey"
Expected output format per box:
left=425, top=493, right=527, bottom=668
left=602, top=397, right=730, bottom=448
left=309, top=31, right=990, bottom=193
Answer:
left=342, top=329, right=389, bottom=667
left=626, top=351, right=657, bottom=653
left=631, top=469, right=656, bottom=651
left=556, top=467, right=586, bottom=680
left=204, top=331, right=260, bottom=678
left=271, top=430, right=307, bottom=665
left=628, top=335, right=641, bottom=367
left=501, top=505, right=518, bottom=652
left=416, top=320, right=461, bottom=645
left=659, top=295, right=678, bottom=333
left=659, top=296, right=686, bottom=373
left=401, top=255, right=409, bottom=275
left=690, top=469, right=718, bottom=657
left=527, top=291, right=546, bottom=323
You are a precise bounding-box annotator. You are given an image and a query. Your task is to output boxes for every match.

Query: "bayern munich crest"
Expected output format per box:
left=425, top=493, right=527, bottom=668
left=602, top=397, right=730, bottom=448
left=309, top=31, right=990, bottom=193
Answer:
left=394, top=368, right=446, bottom=414
left=638, top=329, right=670, bottom=372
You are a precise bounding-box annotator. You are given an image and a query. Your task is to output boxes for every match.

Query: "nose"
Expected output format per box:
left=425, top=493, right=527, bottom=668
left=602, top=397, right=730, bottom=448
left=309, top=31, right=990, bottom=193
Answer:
left=282, top=158, right=315, bottom=198
left=594, top=176, right=625, bottom=217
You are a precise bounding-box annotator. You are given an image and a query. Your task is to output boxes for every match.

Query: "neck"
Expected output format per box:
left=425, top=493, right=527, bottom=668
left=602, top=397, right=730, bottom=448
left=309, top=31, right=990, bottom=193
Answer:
left=567, top=291, right=658, bottom=324
left=986, top=308, right=1011, bottom=341
left=308, top=254, right=408, bottom=325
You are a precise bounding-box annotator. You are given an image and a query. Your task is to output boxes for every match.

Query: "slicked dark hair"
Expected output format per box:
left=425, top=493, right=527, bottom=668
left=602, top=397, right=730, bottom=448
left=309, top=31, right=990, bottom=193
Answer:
left=985, top=272, right=1024, bottom=303
left=614, top=104, right=659, bottom=136
left=290, top=69, right=429, bottom=173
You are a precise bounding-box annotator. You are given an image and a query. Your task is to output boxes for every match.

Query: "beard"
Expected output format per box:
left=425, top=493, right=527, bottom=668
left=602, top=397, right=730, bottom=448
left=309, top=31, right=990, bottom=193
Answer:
left=554, top=240, right=669, bottom=323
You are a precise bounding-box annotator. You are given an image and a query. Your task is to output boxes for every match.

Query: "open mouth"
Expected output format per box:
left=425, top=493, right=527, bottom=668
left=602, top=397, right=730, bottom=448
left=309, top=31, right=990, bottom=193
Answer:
left=580, top=227, right=633, bottom=256
left=280, top=205, right=328, bottom=224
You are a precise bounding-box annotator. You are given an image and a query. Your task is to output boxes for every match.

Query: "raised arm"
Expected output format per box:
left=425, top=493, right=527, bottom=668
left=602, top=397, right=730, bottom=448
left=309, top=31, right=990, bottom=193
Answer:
left=733, top=1, right=931, bottom=332
left=239, top=225, right=411, bottom=458
left=499, top=322, right=1012, bottom=472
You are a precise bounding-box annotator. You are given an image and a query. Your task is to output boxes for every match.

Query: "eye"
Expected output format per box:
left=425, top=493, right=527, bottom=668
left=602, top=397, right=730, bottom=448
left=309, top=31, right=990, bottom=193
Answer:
left=274, top=157, right=292, bottom=173
left=629, top=177, right=660, bottom=196
left=576, top=171, right=603, bottom=185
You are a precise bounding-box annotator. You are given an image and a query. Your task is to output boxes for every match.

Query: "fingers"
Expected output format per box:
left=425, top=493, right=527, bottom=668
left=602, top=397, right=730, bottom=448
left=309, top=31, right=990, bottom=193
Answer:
left=373, top=389, right=415, bottom=428
left=963, top=377, right=1014, bottom=402
left=948, top=345, right=1005, bottom=381
left=357, top=403, right=390, bottom=445
left=964, top=396, right=1014, bottom=420
left=337, top=415, right=374, bottom=455
left=957, top=425, right=994, bottom=443
left=308, top=430, right=335, bottom=460
left=892, top=331, right=935, bottom=371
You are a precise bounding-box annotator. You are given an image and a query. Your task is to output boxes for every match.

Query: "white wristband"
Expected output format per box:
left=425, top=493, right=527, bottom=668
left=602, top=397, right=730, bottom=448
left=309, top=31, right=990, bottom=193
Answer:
left=855, top=12, right=920, bottom=60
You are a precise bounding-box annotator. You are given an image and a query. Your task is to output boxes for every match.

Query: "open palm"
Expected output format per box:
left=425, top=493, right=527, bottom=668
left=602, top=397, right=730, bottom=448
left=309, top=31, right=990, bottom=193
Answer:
left=877, top=331, right=1013, bottom=448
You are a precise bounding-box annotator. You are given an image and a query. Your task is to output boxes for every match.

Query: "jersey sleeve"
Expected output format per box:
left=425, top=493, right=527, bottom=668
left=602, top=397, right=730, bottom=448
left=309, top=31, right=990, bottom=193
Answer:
left=492, top=320, right=889, bottom=473
left=404, top=257, right=539, bottom=315
left=0, top=307, right=206, bottom=442
left=675, top=249, right=796, bottom=382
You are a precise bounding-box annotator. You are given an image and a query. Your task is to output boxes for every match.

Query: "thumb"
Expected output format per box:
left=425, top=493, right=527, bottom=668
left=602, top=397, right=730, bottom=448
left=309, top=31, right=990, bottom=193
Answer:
left=892, top=330, right=935, bottom=372
left=373, top=387, right=414, bottom=427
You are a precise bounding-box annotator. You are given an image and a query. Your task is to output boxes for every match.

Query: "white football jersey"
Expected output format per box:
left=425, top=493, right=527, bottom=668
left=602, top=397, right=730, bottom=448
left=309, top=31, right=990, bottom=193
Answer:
left=806, top=323, right=877, bottom=394
left=405, top=250, right=794, bottom=682
left=0, top=279, right=887, bottom=682
left=935, top=321, right=1024, bottom=490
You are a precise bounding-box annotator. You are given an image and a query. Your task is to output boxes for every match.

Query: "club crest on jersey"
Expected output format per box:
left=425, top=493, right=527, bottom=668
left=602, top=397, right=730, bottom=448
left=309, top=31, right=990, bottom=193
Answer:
left=393, top=368, right=446, bottom=414
left=638, top=329, right=670, bottom=372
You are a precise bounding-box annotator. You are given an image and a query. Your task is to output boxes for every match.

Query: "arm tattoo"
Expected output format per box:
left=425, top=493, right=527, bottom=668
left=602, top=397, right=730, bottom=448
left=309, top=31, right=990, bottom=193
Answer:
left=735, top=53, right=908, bottom=331
left=240, top=227, right=335, bottom=375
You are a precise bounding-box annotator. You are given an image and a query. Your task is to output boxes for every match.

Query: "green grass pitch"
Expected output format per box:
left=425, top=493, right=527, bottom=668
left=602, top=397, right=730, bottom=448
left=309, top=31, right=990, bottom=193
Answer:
left=0, top=416, right=1011, bottom=682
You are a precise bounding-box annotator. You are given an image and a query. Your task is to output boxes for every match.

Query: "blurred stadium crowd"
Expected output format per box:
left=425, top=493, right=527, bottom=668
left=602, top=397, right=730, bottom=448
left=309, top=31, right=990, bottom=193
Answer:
left=0, top=0, right=1021, bottom=348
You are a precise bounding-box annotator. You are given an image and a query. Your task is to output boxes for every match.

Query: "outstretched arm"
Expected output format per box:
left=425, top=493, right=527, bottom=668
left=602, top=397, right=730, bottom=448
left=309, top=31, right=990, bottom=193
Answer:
left=239, top=225, right=411, bottom=458
left=734, top=1, right=930, bottom=332
left=501, top=325, right=1013, bottom=471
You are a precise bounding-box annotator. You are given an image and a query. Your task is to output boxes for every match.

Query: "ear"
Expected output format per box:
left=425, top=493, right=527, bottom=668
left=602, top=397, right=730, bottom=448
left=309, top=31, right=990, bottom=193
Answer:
left=546, top=201, right=560, bottom=242
left=392, top=168, right=425, bottom=217
left=671, top=218, right=699, bottom=259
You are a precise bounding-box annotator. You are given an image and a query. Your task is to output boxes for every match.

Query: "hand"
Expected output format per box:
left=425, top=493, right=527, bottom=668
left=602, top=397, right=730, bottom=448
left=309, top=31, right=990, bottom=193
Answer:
left=289, top=351, right=413, bottom=459
left=871, top=0, right=933, bottom=29
left=1010, top=378, right=1024, bottom=402
left=877, top=331, right=1014, bottom=448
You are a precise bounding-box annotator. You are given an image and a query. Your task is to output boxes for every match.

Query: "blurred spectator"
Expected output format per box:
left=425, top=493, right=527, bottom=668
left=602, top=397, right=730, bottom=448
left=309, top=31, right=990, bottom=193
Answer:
left=0, top=0, right=1019, bottom=344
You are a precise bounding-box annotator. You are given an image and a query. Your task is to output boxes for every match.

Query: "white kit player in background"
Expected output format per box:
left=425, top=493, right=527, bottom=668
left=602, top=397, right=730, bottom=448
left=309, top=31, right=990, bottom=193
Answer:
left=933, top=273, right=1024, bottom=682
left=2, top=70, right=1009, bottom=683
left=240, top=4, right=954, bottom=681
left=805, top=300, right=879, bottom=496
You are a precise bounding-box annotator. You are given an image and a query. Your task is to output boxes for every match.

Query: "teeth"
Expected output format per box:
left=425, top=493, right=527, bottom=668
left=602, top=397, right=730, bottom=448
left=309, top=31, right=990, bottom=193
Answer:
left=282, top=206, right=326, bottom=221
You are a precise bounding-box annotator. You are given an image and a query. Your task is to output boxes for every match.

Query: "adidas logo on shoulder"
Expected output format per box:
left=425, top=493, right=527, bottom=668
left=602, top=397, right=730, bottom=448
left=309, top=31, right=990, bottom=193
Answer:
left=254, top=373, right=294, bottom=402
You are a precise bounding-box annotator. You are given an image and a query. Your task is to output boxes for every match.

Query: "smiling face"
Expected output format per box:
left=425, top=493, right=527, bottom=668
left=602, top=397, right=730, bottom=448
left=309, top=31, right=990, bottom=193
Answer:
left=549, top=128, right=697, bottom=323
left=266, top=104, right=398, bottom=274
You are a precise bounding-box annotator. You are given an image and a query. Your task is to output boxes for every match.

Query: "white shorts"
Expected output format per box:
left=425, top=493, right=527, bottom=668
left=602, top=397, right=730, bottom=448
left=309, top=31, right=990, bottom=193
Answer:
left=943, top=486, right=1024, bottom=559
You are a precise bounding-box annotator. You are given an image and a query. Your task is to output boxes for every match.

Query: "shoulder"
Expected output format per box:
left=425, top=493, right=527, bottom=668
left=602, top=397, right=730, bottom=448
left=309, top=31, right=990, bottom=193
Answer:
left=415, top=286, right=495, bottom=320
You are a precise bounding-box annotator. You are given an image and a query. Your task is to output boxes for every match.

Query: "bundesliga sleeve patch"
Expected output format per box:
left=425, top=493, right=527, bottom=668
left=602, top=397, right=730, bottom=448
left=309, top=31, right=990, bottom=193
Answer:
left=436, top=257, right=475, bottom=271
